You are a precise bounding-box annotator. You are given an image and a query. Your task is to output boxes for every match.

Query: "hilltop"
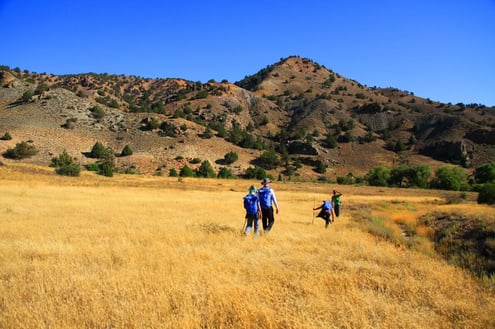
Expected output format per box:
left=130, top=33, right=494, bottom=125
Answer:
left=0, top=56, right=494, bottom=178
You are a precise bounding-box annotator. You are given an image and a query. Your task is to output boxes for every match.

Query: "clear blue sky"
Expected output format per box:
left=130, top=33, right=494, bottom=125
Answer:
left=1, top=0, right=494, bottom=106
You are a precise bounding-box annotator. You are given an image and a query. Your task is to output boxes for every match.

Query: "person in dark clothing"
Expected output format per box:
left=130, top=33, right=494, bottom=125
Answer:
left=258, top=178, right=279, bottom=232
left=313, top=200, right=335, bottom=228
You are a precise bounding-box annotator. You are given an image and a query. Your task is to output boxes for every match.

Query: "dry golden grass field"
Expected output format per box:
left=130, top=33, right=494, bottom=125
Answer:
left=1, top=163, right=494, bottom=329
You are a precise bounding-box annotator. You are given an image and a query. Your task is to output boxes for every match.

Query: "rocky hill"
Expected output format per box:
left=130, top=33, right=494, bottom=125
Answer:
left=0, top=56, right=494, bottom=179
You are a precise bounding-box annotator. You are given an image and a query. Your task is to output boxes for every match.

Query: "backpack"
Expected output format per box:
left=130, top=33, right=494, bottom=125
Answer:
left=258, top=187, right=272, bottom=208
left=243, top=194, right=258, bottom=215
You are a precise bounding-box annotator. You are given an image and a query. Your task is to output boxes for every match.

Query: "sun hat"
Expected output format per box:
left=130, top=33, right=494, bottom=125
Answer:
left=248, top=185, right=257, bottom=194
left=261, top=178, right=272, bottom=185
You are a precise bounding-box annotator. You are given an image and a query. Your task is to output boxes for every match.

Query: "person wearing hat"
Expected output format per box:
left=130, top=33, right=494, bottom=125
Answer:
left=258, top=178, right=280, bottom=232
left=243, top=185, right=261, bottom=236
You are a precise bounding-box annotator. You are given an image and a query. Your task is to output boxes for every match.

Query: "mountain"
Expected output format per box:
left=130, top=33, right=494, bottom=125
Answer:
left=0, top=56, right=494, bottom=179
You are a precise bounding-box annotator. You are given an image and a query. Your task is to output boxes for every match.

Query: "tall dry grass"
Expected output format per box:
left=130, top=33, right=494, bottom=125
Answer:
left=0, top=164, right=494, bottom=328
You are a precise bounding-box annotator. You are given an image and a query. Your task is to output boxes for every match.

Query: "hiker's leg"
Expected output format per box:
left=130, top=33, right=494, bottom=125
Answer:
left=266, top=207, right=275, bottom=231
left=334, top=205, right=340, bottom=217
left=254, top=215, right=260, bottom=235
left=260, top=211, right=265, bottom=230
left=245, top=216, right=254, bottom=234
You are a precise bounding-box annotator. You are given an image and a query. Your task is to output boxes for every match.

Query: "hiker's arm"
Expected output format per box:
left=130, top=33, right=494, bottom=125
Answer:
left=313, top=204, right=322, bottom=210
left=272, top=191, right=279, bottom=214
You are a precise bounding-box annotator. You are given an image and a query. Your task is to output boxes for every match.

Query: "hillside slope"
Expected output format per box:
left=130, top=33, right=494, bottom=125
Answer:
left=0, top=57, right=494, bottom=178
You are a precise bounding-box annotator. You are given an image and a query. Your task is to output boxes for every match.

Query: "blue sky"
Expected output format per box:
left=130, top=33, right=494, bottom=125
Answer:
left=1, top=0, right=494, bottom=106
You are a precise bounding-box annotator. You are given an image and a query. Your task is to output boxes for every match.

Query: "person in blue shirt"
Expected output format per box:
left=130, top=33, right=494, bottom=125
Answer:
left=258, top=178, right=280, bottom=233
left=313, top=200, right=335, bottom=228
left=243, top=185, right=261, bottom=236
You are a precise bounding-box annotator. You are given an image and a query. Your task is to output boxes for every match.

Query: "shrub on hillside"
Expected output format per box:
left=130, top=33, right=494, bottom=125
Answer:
left=90, top=142, right=108, bottom=158
left=475, top=162, right=495, bottom=184
left=97, top=149, right=116, bottom=177
left=258, top=149, right=281, bottom=170
left=0, top=132, right=12, bottom=140
left=477, top=183, right=495, bottom=205
left=217, top=167, right=234, bottom=178
left=121, top=145, right=133, bottom=156
left=224, top=151, right=238, bottom=165
left=196, top=160, right=215, bottom=178
left=50, top=150, right=80, bottom=176
left=244, top=166, right=269, bottom=180
left=179, top=165, right=195, bottom=177
left=3, top=141, right=37, bottom=159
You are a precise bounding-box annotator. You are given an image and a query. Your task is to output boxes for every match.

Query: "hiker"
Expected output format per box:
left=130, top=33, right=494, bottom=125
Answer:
left=258, top=178, right=280, bottom=232
left=313, top=200, right=335, bottom=228
left=243, top=185, right=261, bottom=236
left=331, top=190, right=343, bottom=218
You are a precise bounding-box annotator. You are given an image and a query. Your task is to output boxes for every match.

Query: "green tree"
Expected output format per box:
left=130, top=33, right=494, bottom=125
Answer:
left=97, top=147, right=116, bottom=177
left=179, top=165, right=195, bottom=177
left=365, top=166, right=391, bottom=186
left=50, top=150, right=80, bottom=176
left=477, top=183, right=495, bottom=204
left=90, top=142, right=108, bottom=158
left=474, top=162, right=495, bottom=184
left=224, top=151, right=238, bottom=165
left=217, top=167, right=234, bottom=179
left=244, top=166, right=267, bottom=180
left=324, top=133, right=337, bottom=148
left=196, top=160, right=216, bottom=178
left=121, top=145, right=133, bottom=156
left=431, top=167, right=468, bottom=191
left=258, top=149, right=280, bottom=170
left=169, top=168, right=178, bottom=177
left=315, top=160, right=326, bottom=174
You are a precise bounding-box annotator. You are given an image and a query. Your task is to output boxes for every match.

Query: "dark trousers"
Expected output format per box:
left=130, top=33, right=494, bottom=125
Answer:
left=261, top=206, right=275, bottom=231
left=317, top=209, right=331, bottom=227
left=334, top=204, right=340, bottom=217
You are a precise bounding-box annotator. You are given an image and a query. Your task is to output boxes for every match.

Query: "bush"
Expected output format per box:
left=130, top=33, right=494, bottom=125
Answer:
left=224, top=151, right=238, bottom=165
left=475, top=163, right=495, bottom=184
left=169, top=168, right=178, bottom=177
left=477, top=183, right=495, bottom=204
left=50, top=150, right=80, bottom=176
left=244, top=166, right=268, bottom=180
left=0, top=132, right=12, bottom=140
left=196, top=160, right=216, bottom=178
left=365, top=166, right=391, bottom=187
left=217, top=167, right=234, bottom=179
left=90, top=105, right=105, bottom=120
left=190, top=157, right=201, bottom=164
left=431, top=167, right=468, bottom=191
left=86, top=163, right=100, bottom=171
left=3, top=141, right=37, bottom=159
left=179, top=165, right=195, bottom=177
left=120, top=145, right=133, bottom=156
left=324, top=134, right=337, bottom=149
left=258, top=149, right=281, bottom=170
left=95, top=147, right=115, bottom=177
left=90, top=142, right=108, bottom=158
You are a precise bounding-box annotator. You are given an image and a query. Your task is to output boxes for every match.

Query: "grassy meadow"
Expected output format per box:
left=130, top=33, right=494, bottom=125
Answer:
left=0, top=163, right=494, bottom=328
